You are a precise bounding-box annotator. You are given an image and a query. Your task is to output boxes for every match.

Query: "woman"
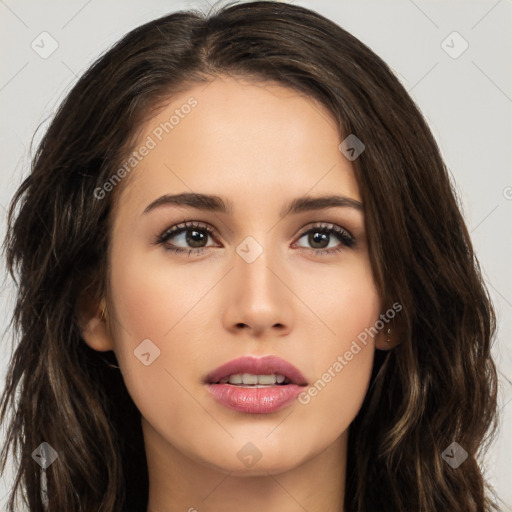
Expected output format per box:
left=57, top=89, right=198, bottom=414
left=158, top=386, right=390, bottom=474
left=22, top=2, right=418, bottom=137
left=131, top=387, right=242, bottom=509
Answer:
left=0, top=1, right=501, bottom=511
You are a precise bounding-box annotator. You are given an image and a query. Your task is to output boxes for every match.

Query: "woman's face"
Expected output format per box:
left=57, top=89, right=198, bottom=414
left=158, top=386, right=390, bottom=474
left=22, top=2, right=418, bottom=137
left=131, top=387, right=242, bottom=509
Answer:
left=91, top=75, right=383, bottom=475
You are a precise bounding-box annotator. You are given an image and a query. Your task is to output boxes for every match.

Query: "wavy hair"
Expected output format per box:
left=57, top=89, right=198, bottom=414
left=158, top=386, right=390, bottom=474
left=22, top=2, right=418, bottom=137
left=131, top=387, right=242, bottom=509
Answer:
left=0, top=1, right=501, bottom=510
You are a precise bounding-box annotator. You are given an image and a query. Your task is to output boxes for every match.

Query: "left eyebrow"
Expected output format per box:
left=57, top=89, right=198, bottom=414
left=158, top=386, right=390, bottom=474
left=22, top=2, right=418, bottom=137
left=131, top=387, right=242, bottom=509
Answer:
left=142, top=192, right=363, bottom=216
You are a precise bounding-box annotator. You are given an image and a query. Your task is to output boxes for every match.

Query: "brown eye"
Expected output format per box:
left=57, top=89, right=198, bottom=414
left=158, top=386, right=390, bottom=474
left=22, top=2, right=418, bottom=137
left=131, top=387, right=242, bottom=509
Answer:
left=156, top=221, right=217, bottom=254
left=294, top=224, right=355, bottom=254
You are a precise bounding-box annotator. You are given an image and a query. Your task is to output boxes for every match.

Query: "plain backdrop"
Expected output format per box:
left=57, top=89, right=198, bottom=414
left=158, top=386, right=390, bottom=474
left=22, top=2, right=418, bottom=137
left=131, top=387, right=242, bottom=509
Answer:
left=1, top=0, right=511, bottom=510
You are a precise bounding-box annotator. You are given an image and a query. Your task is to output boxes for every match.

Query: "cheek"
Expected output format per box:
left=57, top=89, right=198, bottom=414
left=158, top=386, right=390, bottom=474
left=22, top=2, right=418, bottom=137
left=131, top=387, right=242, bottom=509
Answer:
left=293, top=252, right=381, bottom=347
left=105, top=250, right=207, bottom=413
left=108, top=248, right=211, bottom=344
left=292, top=257, right=380, bottom=429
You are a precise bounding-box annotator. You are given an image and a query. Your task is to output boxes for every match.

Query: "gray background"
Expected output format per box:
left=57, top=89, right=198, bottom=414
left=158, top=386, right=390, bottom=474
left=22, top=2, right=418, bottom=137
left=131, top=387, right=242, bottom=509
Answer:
left=1, top=0, right=511, bottom=509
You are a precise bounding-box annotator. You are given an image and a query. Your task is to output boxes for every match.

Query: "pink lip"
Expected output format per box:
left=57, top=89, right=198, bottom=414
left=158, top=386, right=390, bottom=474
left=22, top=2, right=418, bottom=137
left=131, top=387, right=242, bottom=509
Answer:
left=204, top=355, right=308, bottom=414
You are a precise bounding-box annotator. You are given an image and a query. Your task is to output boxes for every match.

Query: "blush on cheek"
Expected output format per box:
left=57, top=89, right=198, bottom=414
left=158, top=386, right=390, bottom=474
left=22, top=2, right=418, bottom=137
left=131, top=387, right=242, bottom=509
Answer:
left=108, top=260, right=171, bottom=339
left=333, top=290, right=382, bottom=349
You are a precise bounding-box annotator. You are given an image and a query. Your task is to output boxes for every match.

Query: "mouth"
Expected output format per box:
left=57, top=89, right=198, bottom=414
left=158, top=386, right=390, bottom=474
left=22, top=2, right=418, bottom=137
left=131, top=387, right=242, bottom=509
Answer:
left=204, top=354, right=308, bottom=387
left=204, top=355, right=308, bottom=414
left=214, top=373, right=292, bottom=387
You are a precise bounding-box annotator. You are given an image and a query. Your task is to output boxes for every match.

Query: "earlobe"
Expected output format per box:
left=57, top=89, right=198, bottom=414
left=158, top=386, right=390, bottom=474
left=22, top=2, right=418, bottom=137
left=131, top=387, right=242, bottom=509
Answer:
left=375, top=326, right=401, bottom=351
left=80, top=302, right=115, bottom=352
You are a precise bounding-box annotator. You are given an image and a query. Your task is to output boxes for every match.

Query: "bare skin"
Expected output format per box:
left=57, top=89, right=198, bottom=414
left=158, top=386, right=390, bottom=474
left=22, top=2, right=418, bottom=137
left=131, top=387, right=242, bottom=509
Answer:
left=82, top=74, right=396, bottom=512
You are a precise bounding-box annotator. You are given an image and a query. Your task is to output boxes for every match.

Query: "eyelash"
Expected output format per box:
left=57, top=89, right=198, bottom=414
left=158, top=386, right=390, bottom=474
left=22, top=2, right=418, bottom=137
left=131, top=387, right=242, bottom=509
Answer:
left=154, top=220, right=355, bottom=256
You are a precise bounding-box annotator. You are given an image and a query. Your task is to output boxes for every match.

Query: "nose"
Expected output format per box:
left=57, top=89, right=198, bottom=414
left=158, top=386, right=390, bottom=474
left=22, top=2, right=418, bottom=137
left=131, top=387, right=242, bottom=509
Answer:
left=222, top=240, right=294, bottom=338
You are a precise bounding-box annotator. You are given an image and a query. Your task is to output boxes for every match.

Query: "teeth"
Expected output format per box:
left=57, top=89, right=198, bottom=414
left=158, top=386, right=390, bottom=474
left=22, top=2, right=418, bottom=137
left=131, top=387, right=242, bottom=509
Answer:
left=218, top=373, right=288, bottom=385
left=228, top=374, right=242, bottom=384
left=242, top=373, right=259, bottom=385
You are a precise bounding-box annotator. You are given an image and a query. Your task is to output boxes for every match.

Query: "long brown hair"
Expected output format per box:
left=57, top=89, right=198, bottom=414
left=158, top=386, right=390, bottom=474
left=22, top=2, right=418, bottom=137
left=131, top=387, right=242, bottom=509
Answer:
left=1, top=1, right=501, bottom=510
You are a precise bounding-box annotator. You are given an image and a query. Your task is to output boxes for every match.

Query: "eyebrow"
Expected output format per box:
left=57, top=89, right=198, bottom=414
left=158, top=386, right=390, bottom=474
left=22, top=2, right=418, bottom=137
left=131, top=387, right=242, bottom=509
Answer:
left=143, top=192, right=363, bottom=217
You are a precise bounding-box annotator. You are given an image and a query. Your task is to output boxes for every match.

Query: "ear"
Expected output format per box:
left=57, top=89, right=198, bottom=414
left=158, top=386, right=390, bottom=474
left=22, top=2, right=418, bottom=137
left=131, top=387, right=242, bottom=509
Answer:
left=78, top=298, right=115, bottom=352
left=375, top=322, right=402, bottom=351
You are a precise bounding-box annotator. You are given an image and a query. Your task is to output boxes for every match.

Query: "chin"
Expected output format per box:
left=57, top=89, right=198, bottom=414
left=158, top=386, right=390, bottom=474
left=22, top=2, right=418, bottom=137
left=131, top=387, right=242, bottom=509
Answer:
left=196, top=439, right=313, bottom=476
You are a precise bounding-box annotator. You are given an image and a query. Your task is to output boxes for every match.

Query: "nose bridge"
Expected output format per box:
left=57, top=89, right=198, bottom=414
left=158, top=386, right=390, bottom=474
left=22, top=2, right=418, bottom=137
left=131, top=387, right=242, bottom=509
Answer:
left=234, top=233, right=279, bottom=298
left=226, top=232, right=292, bottom=333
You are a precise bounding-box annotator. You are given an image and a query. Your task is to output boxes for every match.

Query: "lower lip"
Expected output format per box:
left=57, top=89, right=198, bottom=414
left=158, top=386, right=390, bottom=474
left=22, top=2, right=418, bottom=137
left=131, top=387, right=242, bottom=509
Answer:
left=206, top=383, right=304, bottom=414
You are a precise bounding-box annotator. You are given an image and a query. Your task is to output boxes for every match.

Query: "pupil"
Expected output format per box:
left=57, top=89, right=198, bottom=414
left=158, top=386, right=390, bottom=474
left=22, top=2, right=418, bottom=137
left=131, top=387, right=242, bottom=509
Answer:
left=187, top=229, right=206, bottom=248
left=310, top=231, right=328, bottom=248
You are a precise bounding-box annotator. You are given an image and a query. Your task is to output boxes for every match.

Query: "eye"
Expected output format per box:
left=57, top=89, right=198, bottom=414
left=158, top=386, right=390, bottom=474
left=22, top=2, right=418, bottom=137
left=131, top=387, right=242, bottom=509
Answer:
left=293, top=223, right=355, bottom=255
left=155, top=221, right=218, bottom=256
left=154, top=221, right=355, bottom=257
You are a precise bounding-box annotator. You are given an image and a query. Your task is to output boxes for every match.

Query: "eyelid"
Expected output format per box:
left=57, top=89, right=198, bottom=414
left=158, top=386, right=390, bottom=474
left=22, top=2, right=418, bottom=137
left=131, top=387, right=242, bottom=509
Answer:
left=296, top=222, right=354, bottom=241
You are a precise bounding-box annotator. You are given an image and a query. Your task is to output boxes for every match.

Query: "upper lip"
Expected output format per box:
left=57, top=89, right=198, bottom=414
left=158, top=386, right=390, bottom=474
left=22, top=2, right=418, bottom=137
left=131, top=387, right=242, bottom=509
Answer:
left=204, top=355, right=308, bottom=386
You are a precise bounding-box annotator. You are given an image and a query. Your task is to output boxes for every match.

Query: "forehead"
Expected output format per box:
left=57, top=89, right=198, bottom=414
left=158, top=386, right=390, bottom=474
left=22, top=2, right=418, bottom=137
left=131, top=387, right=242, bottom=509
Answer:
left=114, top=75, right=360, bottom=217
